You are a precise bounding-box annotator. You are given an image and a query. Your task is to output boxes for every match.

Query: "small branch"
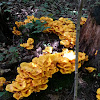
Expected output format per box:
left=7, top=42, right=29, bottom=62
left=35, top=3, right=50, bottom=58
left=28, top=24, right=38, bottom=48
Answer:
left=0, top=68, right=11, bottom=76
left=73, top=0, right=84, bottom=100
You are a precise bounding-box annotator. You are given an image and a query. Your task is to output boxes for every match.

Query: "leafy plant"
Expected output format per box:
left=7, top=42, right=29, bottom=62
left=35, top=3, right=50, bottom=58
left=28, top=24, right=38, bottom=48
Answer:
left=0, top=45, right=22, bottom=64
left=21, top=0, right=30, bottom=3
left=97, top=73, right=100, bottom=77
left=0, top=53, right=4, bottom=61
left=55, top=87, right=63, bottom=92
left=19, top=19, right=50, bottom=37
left=33, top=0, right=78, bottom=19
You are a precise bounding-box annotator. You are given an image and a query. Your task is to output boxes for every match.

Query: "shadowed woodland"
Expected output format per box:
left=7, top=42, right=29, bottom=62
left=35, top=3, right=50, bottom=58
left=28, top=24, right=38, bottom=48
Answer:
left=0, top=0, right=100, bottom=100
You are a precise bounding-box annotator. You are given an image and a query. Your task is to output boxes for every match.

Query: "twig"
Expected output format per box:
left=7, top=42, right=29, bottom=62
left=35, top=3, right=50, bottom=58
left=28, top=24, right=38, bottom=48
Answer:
left=0, top=68, right=11, bottom=76
left=73, top=0, right=84, bottom=100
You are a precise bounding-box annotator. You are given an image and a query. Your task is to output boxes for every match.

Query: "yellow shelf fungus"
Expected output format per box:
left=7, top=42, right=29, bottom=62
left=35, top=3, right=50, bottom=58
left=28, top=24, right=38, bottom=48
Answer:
left=0, top=77, right=6, bottom=91
left=96, top=88, right=100, bottom=100
left=0, top=77, right=6, bottom=87
left=42, top=46, right=53, bottom=54
left=6, top=48, right=88, bottom=100
left=20, top=38, right=34, bottom=50
left=12, top=27, right=22, bottom=35
left=12, top=16, right=87, bottom=49
left=8, top=15, right=88, bottom=100
left=80, top=17, right=87, bottom=25
left=13, top=16, right=77, bottom=48
left=85, top=67, right=96, bottom=73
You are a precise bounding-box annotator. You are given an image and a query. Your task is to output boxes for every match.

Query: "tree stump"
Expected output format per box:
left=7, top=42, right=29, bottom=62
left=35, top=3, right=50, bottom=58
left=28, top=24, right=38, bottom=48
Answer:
left=79, top=5, right=100, bottom=71
left=79, top=5, right=100, bottom=57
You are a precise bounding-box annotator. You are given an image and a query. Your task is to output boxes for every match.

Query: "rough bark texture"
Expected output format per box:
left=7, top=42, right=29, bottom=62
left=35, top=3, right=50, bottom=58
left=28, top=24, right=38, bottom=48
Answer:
left=79, top=5, right=100, bottom=57
left=79, top=5, right=100, bottom=72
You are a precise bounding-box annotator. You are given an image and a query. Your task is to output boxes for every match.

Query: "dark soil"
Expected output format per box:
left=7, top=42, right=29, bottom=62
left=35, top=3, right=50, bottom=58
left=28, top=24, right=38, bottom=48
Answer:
left=0, top=0, right=100, bottom=100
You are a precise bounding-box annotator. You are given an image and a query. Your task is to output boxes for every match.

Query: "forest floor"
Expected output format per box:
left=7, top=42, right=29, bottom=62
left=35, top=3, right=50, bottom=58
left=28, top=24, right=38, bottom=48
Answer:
left=0, top=0, right=100, bottom=100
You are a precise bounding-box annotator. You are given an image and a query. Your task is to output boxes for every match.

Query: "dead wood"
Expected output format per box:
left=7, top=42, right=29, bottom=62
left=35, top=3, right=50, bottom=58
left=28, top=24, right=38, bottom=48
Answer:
left=79, top=5, right=100, bottom=57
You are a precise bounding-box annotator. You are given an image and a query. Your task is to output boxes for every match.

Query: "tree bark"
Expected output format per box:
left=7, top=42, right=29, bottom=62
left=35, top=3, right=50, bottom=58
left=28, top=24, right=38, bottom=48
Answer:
left=79, top=5, right=100, bottom=57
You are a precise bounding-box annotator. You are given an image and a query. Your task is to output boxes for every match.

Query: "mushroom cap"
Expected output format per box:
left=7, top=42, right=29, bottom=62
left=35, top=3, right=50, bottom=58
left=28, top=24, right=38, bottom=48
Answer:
left=21, top=89, right=32, bottom=97
left=0, top=77, right=6, bottom=87
left=6, top=84, right=14, bottom=92
left=13, top=92, right=23, bottom=100
left=12, top=81, right=26, bottom=91
left=38, top=84, right=48, bottom=90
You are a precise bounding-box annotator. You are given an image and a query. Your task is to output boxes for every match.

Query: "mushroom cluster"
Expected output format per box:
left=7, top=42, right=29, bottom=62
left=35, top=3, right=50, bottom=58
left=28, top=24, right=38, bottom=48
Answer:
left=96, top=88, right=100, bottom=100
left=0, top=77, right=11, bottom=91
left=20, top=38, right=34, bottom=50
left=8, top=15, right=88, bottom=100
left=80, top=17, right=87, bottom=25
left=0, top=77, right=6, bottom=91
left=6, top=47, right=88, bottom=100
left=57, top=49, right=88, bottom=74
left=85, top=67, right=96, bottom=73
left=12, top=27, right=22, bottom=35
left=13, top=16, right=87, bottom=48
left=12, top=16, right=76, bottom=48
left=41, top=17, right=76, bottom=48
left=42, top=46, right=53, bottom=54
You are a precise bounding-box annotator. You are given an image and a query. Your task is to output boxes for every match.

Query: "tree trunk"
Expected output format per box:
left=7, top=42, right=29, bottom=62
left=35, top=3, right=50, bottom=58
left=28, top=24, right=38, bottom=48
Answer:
left=79, top=5, right=100, bottom=57
left=79, top=5, right=100, bottom=72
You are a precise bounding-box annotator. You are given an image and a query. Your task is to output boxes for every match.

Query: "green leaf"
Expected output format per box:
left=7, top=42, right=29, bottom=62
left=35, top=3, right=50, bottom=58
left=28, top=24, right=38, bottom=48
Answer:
left=35, top=20, right=42, bottom=25
left=39, top=26, right=45, bottom=31
left=35, top=25, right=41, bottom=29
left=59, top=87, right=62, bottom=90
left=25, top=23, right=34, bottom=29
left=32, top=19, right=35, bottom=24
left=6, top=54, right=11, bottom=59
left=42, top=21, right=47, bottom=25
left=14, top=52, right=18, bottom=57
left=0, top=91, right=12, bottom=100
left=41, top=8, right=47, bottom=11
left=65, top=7, right=70, bottom=10
left=98, top=73, right=100, bottom=77
left=22, top=0, right=29, bottom=3
left=33, top=31, right=41, bottom=33
left=9, top=58, right=17, bottom=63
left=9, top=47, right=17, bottom=52
left=43, top=27, right=50, bottom=31
left=0, top=53, right=4, bottom=60
left=83, top=14, right=88, bottom=18
left=7, top=2, right=12, bottom=5
left=48, top=13, right=53, bottom=17
left=55, top=89, right=59, bottom=92
left=19, top=25, right=25, bottom=31
left=1, top=2, right=6, bottom=4
left=4, top=9, right=11, bottom=12
left=44, top=3, right=48, bottom=8
left=0, top=91, right=6, bottom=97
left=3, top=50, right=8, bottom=54
left=0, top=3, right=3, bottom=6
left=82, top=8, right=87, bottom=11
left=35, top=20, right=41, bottom=24
left=0, top=56, right=3, bottom=61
